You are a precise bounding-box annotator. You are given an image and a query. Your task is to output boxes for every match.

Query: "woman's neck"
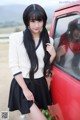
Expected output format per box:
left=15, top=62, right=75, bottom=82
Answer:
left=29, top=28, right=41, bottom=41
left=32, top=33, right=40, bottom=41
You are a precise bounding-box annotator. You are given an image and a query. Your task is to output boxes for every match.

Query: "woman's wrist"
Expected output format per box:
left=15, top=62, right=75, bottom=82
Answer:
left=50, top=52, right=56, bottom=63
left=14, top=74, right=29, bottom=91
left=22, top=86, right=29, bottom=91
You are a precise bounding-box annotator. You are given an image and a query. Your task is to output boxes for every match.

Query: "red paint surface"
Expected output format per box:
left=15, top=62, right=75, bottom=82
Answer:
left=50, top=2, right=80, bottom=120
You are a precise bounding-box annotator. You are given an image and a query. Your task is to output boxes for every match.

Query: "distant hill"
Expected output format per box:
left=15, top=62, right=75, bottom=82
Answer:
left=0, top=3, right=71, bottom=28
left=0, top=4, right=26, bottom=27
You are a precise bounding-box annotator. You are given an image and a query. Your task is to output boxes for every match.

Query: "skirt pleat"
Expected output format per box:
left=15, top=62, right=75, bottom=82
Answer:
left=8, top=77, right=52, bottom=114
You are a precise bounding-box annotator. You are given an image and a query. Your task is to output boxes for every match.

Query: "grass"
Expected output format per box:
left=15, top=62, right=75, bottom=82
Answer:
left=42, top=110, right=54, bottom=120
left=0, top=37, right=9, bottom=39
left=0, top=24, right=51, bottom=34
left=0, top=25, right=25, bottom=34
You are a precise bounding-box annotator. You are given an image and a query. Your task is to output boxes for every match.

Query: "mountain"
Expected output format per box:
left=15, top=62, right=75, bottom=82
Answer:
left=0, top=3, right=70, bottom=28
left=0, top=4, right=26, bottom=27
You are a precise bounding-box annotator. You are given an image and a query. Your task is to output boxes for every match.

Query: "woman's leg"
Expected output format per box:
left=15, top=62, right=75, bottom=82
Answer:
left=29, top=103, right=47, bottom=120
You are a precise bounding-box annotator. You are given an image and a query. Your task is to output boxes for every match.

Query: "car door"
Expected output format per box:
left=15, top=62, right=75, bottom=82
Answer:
left=50, top=10, right=80, bottom=120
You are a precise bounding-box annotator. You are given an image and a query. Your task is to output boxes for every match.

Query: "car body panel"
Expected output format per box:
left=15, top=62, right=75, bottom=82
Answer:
left=50, top=2, right=80, bottom=120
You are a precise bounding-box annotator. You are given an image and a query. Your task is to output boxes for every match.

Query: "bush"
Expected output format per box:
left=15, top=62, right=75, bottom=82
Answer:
left=42, top=110, right=54, bottom=120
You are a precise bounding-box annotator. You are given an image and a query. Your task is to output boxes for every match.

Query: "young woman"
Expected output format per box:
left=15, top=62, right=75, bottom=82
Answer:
left=8, top=4, right=56, bottom=120
left=56, top=18, right=80, bottom=76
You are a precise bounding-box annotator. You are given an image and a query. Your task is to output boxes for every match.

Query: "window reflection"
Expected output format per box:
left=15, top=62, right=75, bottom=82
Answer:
left=55, top=17, right=80, bottom=78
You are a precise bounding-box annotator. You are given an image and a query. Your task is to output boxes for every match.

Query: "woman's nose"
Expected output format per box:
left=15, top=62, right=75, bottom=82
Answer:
left=35, top=21, right=39, bottom=27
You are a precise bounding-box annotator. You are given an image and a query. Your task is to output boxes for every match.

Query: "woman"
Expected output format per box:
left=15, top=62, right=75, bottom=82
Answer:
left=56, top=18, right=80, bottom=75
left=8, top=4, right=56, bottom=120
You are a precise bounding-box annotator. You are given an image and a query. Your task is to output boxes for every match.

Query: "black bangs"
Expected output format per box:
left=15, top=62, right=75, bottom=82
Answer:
left=29, top=11, right=44, bottom=22
left=23, top=4, right=47, bottom=27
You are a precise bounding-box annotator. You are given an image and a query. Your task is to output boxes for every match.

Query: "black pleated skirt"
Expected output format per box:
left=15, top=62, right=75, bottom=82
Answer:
left=8, top=77, right=52, bottom=114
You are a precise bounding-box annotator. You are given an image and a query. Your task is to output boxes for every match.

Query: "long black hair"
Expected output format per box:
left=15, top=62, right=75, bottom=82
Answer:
left=66, top=18, right=80, bottom=41
left=23, top=4, right=52, bottom=80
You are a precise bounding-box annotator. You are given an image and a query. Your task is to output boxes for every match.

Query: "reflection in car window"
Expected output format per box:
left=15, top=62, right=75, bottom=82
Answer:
left=54, top=15, right=80, bottom=79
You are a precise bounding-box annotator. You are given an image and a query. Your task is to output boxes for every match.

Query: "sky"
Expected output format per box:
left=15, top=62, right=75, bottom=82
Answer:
left=0, top=0, right=78, bottom=6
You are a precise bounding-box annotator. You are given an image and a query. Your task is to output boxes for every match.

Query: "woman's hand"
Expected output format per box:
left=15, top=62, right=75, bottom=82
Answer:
left=14, top=74, right=34, bottom=101
left=56, top=45, right=66, bottom=62
left=23, top=88, right=34, bottom=101
left=46, top=43, right=55, bottom=55
left=46, top=43, right=56, bottom=63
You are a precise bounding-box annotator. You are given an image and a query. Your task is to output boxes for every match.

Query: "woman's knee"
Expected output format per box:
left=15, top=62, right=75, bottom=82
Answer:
left=30, top=103, right=47, bottom=120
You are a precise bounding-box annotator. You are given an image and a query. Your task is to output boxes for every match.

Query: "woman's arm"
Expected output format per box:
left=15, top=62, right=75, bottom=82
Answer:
left=56, top=45, right=66, bottom=62
left=9, top=33, right=21, bottom=74
left=46, top=43, right=56, bottom=64
left=9, top=33, right=34, bottom=101
left=14, top=74, right=34, bottom=101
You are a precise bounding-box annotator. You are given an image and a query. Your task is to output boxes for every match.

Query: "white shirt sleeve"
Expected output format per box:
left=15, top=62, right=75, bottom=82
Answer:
left=9, top=33, right=21, bottom=75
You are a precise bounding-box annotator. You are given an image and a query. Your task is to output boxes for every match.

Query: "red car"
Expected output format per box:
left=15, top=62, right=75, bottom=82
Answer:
left=50, top=2, right=80, bottom=120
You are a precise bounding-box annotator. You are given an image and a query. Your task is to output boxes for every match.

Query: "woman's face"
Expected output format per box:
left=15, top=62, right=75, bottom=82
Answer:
left=72, top=29, right=80, bottom=41
left=29, top=20, right=44, bottom=34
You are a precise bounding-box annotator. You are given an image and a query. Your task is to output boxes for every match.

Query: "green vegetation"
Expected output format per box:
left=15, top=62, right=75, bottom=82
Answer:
left=14, top=27, right=22, bottom=32
left=0, top=24, right=50, bottom=34
left=0, top=25, right=25, bottom=34
left=0, top=37, right=9, bottom=39
left=42, top=110, right=54, bottom=120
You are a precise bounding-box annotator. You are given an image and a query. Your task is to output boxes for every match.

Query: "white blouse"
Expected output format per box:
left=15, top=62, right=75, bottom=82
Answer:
left=9, top=31, right=54, bottom=78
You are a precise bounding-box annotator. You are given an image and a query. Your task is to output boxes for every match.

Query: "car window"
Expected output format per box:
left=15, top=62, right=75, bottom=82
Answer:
left=53, top=14, right=80, bottom=80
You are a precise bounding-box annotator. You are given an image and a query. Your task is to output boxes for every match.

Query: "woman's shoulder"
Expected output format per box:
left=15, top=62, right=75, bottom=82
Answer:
left=9, top=31, right=23, bottom=39
left=9, top=31, right=23, bottom=45
left=9, top=31, right=23, bottom=43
